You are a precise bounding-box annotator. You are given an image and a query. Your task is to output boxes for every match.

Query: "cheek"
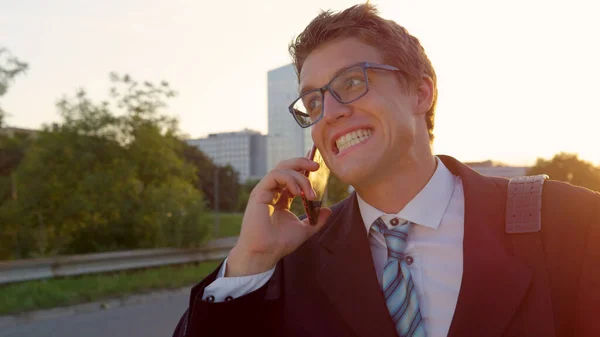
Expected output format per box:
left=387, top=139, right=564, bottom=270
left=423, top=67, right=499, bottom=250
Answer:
left=360, top=92, right=407, bottom=128
left=311, top=126, right=323, bottom=148
left=384, top=95, right=415, bottom=125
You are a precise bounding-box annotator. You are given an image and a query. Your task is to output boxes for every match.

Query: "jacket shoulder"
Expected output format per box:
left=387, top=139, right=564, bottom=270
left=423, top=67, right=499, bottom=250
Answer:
left=542, top=180, right=600, bottom=224
left=485, top=175, right=599, bottom=214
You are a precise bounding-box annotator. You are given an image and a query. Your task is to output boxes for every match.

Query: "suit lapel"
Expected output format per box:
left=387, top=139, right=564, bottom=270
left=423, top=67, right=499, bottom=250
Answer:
left=316, top=194, right=398, bottom=337
left=440, top=156, right=535, bottom=337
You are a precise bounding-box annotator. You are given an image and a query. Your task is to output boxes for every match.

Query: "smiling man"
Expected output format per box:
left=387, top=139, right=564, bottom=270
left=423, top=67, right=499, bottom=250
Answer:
left=173, top=4, right=599, bottom=337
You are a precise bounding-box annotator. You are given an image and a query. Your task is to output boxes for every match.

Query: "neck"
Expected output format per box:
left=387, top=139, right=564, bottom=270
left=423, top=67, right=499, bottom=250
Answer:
left=354, top=153, right=437, bottom=214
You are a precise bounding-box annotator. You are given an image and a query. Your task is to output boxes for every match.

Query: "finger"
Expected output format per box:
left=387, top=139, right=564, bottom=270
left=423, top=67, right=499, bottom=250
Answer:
left=274, top=157, right=319, bottom=172
left=268, top=169, right=301, bottom=192
left=263, top=169, right=316, bottom=200
left=285, top=168, right=317, bottom=200
left=254, top=170, right=307, bottom=205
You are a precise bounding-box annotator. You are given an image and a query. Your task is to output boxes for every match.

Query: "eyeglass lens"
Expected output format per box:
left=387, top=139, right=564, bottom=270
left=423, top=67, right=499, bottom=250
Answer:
left=291, top=65, right=367, bottom=127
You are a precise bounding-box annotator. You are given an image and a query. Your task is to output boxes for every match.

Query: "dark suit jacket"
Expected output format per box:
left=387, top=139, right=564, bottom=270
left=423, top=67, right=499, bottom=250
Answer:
left=173, top=155, right=600, bottom=337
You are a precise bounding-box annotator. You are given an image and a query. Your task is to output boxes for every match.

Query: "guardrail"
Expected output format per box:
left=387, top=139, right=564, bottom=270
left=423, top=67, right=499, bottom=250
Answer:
left=0, top=236, right=238, bottom=285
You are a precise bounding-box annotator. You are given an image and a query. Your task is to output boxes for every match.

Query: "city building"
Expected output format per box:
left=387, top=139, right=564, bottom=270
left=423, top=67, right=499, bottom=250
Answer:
left=267, top=64, right=312, bottom=170
left=187, top=129, right=267, bottom=182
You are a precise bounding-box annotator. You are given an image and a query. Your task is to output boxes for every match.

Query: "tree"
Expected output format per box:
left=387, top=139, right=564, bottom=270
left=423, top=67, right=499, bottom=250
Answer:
left=182, top=143, right=241, bottom=212
left=2, top=128, right=141, bottom=257
left=528, top=152, right=600, bottom=192
left=0, top=130, right=31, bottom=204
left=0, top=47, right=29, bottom=127
left=0, top=73, right=209, bottom=259
left=0, top=47, right=30, bottom=205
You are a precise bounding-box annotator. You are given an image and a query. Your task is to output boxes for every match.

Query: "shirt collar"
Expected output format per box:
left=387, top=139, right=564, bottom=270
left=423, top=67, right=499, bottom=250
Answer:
left=357, top=156, right=455, bottom=234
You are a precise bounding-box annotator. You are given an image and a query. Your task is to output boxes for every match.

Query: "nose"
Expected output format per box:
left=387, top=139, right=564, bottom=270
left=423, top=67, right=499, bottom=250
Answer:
left=321, top=91, right=352, bottom=124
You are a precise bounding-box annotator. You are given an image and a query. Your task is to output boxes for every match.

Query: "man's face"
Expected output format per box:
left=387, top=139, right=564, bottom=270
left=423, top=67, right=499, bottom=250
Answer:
left=300, top=37, right=430, bottom=186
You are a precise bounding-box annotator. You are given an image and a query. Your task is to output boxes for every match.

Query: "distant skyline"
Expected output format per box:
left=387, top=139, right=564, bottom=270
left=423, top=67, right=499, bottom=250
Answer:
left=1, top=0, right=599, bottom=166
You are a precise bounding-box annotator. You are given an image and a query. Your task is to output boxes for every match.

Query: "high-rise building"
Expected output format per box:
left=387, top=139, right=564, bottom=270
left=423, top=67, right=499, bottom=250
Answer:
left=187, top=129, right=267, bottom=182
left=267, top=64, right=312, bottom=170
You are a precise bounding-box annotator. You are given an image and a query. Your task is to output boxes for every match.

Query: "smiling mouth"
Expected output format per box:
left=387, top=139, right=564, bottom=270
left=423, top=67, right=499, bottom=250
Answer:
left=333, top=128, right=373, bottom=154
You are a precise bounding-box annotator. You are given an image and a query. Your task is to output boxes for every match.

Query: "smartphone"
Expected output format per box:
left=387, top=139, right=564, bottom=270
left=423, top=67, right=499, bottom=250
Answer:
left=301, top=144, right=331, bottom=225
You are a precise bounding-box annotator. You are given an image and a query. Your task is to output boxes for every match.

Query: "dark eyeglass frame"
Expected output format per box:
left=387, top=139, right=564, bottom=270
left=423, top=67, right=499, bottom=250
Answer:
left=288, top=62, right=401, bottom=128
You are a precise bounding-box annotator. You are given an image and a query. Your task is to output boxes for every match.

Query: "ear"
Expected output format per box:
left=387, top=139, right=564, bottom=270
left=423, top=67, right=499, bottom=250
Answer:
left=415, top=76, right=434, bottom=116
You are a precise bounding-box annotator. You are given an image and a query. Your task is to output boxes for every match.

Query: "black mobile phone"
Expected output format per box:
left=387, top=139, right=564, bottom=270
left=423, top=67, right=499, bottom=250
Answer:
left=301, top=144, right=331, bottom=225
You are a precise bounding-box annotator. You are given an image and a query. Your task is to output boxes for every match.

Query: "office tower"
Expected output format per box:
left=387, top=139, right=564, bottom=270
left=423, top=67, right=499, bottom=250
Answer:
left=267, top=64, right=312, bottom=170
left=188, top=129, right=267, bottom=182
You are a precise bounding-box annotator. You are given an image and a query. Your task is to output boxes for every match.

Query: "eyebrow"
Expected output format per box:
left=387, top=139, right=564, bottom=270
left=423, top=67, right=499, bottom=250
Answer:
left=298, top=62, right=364, bottom=95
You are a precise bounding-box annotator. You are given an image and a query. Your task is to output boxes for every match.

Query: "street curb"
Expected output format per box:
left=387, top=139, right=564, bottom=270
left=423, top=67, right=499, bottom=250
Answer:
left=0, top=285, right=192, bottom=328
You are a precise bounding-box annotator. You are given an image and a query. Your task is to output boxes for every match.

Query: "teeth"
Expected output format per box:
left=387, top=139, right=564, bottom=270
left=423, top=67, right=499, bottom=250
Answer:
left=335, top=129, right=372, bottom=153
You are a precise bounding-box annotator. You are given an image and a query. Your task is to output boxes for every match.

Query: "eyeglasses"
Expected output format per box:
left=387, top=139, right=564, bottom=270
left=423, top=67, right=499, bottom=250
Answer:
left=288, top=62, right=400, bottom=128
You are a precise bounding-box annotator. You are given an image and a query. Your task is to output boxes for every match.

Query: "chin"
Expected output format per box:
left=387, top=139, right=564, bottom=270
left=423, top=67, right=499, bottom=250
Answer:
left=333, top=163, right=373, bottom=187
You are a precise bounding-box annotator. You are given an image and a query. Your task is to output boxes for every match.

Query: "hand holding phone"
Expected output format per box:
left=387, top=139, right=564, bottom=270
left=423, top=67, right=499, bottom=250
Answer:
left=301, top=145, right=331, bottom=225
left=225, top=150, right=332, bottom=277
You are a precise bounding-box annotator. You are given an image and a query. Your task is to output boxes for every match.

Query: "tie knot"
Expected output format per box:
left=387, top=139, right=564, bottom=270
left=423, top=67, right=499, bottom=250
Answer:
left=371, top=217, right=411, bottom=258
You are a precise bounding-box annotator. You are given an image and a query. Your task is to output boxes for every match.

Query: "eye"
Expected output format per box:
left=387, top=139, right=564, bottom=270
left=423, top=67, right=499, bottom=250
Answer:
left=345, top=77, right=365, bottom=90
left=308, top=99, right=322, bottom=119
left=300, top=91, right=322, bottom=117
left=309, top=98, right=322, bottom=110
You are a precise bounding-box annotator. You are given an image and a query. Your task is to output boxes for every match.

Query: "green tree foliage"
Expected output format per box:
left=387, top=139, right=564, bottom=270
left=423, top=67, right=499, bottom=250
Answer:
left=528, top=152, right=600, bottom=191
left=133, top=178, right=207, bottom=249
left=182, top=143, right=240, bottom=212
left=0, top=130, right=32, bottom=204
left=0, top=74, right=209, bottom=259
left=0, top=47, right=29, bottom=127
left=0, top=47, right=31, bottom=205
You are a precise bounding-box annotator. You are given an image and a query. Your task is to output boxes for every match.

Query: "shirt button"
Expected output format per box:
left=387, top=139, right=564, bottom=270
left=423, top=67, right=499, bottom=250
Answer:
left=390, top=218, right=400, bottom=226
left=205, top=295, right=215, bottom=303
left=225, top=296, right=234, bottom=302
left=405, top=256, right=414, bottom=265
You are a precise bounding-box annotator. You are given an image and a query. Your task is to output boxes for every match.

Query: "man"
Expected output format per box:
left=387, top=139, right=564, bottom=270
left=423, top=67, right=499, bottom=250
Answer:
left=173, top=4, right=599, bottom=337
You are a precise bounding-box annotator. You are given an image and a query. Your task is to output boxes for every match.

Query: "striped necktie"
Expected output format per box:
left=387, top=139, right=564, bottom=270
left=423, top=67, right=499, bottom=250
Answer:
left=371, top=217, right=425, bottom=337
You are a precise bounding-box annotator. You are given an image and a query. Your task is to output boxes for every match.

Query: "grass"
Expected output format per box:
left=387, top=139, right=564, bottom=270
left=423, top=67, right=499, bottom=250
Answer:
left=203, top=212, right=243, bottom=238
left=0, top=261, right=220, bottom=315
left=0, top=212, right=243, bottom=315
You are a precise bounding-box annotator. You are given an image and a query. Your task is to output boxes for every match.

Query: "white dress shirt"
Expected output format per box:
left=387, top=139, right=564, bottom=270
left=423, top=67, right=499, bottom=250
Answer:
left=204, top=157, right=465, bottom=337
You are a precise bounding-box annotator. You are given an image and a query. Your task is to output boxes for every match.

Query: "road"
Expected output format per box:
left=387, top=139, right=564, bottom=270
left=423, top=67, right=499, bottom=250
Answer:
left=0, top=290, right=188, bottom=337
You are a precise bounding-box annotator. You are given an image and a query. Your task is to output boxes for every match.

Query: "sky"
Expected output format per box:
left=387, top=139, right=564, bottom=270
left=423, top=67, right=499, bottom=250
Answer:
left=1, top=0, right=599, bottom=166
